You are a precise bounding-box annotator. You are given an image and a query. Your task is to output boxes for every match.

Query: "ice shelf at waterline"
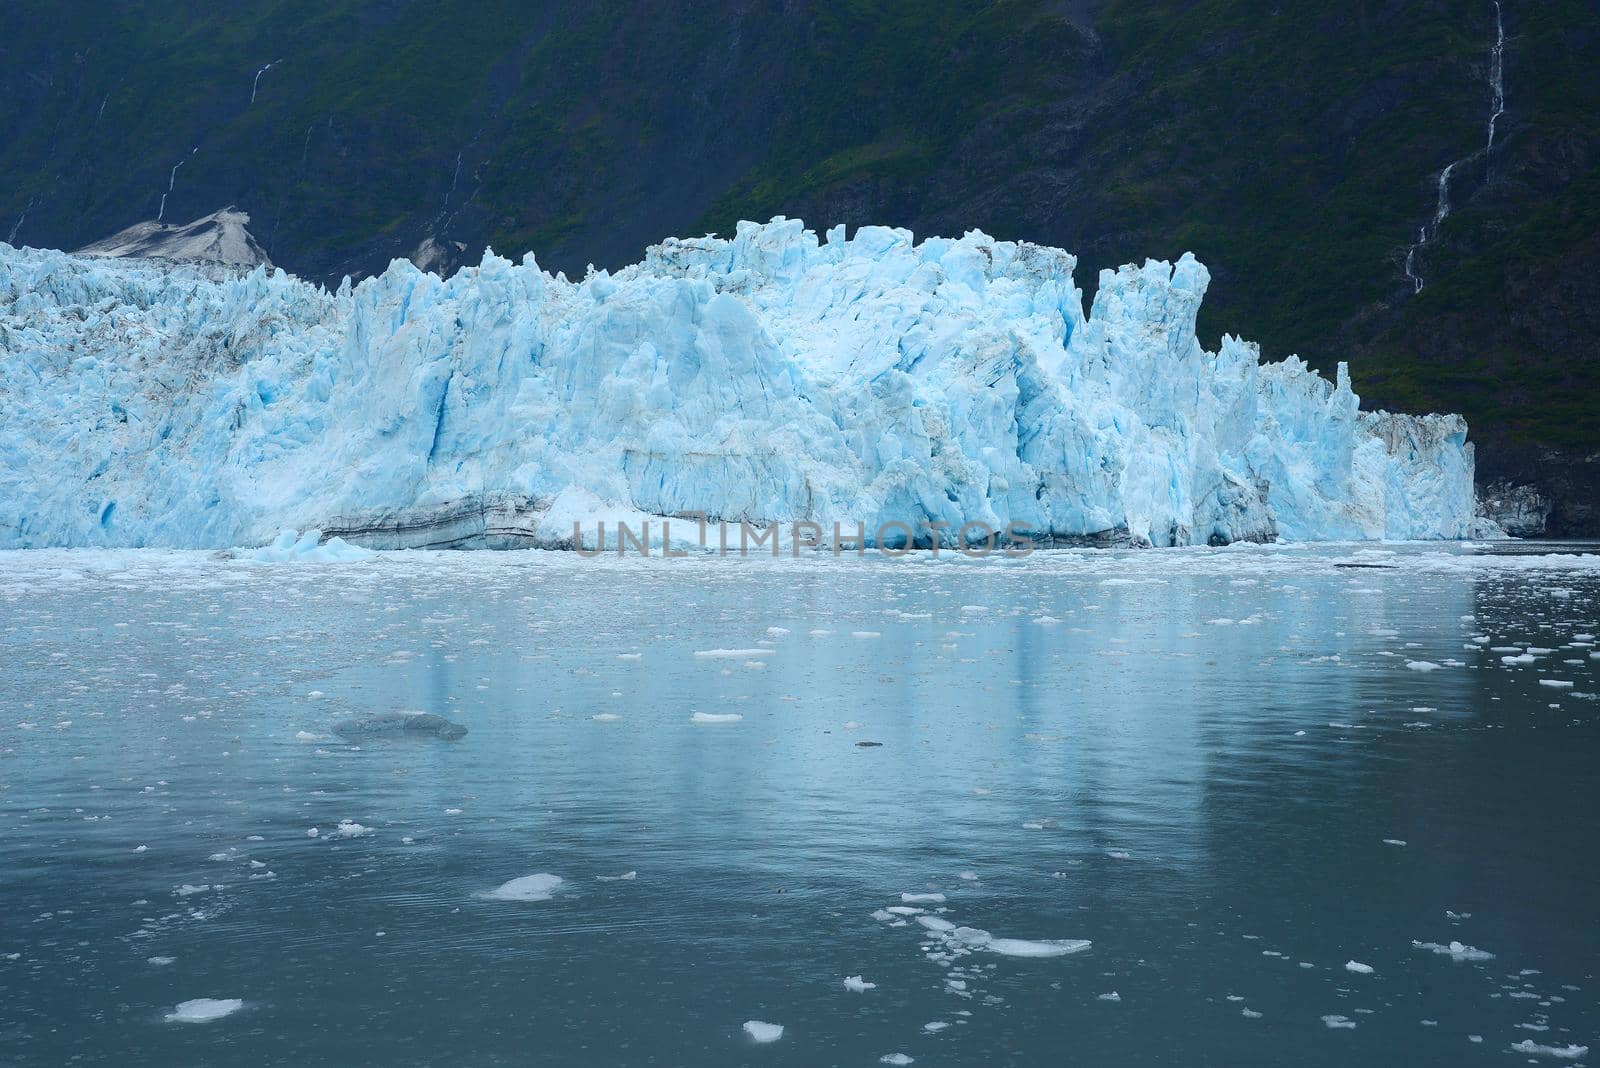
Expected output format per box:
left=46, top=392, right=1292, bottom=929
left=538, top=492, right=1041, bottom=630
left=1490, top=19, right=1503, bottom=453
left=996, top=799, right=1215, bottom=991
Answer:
left=0, top=218, right=1483, bottom=550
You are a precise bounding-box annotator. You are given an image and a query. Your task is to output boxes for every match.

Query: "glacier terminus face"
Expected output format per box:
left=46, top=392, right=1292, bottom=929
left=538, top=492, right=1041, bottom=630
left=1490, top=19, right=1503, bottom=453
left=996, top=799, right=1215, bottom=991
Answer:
left=0, top=218, right=1482, bottom=550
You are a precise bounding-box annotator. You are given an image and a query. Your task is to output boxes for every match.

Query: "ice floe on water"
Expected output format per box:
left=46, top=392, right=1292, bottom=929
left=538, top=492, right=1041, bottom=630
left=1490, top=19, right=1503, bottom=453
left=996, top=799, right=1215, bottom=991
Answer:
left=1412, top=939, right=1494, bottom=962
left=165, top=998, right=243, bottom=1024
left=691, top=712, right=743, bottom=724
left=843, top=975, right=877, bottom=992
left=986, top=937, right=1094, bottom=958
left=1321, top=1014, right=1357, bottom=1029
left=742, top=1020, right=783, bottom=1043
left=482, top=874, right=563, bottom=902
left=1510, top=1040, right=1589, bottom=1060
left=1345, top=960, right=1374, bottom=974
left=879, top=1055, right=914, bottom=1065
left=245, top=530, right=373, bottom=563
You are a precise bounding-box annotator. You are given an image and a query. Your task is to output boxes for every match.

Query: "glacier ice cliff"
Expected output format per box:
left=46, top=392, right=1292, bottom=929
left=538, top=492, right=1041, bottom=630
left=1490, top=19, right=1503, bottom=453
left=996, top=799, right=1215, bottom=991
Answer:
left=0, top=218, right=1481, bottom=549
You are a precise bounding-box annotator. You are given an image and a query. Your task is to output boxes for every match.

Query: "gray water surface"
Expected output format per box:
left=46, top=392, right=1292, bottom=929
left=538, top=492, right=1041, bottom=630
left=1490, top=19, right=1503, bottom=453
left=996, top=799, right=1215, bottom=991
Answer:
left=1, top=544, right=1597, bottom=1066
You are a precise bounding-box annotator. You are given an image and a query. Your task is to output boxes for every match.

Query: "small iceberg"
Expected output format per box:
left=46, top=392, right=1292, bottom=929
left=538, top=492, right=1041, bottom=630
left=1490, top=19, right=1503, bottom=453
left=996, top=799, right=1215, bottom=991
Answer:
left=1412, top=939, right=1493, bottom=962
left=246, top=529, right=374, bottom=562
left=165, top=998, right=243, bottom=1024
left=743, top=1020, right=783, bottom=1043
left=483, top=873, right=563, bottom=902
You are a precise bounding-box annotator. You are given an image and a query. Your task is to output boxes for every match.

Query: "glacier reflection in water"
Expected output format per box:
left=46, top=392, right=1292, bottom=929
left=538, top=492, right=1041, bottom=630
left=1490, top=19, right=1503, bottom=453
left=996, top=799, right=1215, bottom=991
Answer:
left=0, top=543, right=1597, bottom=1065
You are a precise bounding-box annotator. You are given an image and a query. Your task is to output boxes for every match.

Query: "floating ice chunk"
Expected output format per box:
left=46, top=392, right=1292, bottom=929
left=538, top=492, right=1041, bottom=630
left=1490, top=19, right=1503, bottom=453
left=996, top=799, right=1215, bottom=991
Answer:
left=886, top=906, right=923, bottom=915
left=248, top=529, right=373, bottom=563
left=166, top=998, right=243, bottom=1024
left=923, top=1021, right=949, bottom=1033
left=329, top=820, right=371, bottom=838
left=616, top=653, right=642, bottom=661
left=1106, top=850, right=1131, bottom=860
left=1345, top=961, right=1374, bottom=974
left=1241, top=1007, right=1263, bottom=1019
left=843, top=975, right=877, bottom=992
left=902, top=892, right=946, bottom=904
left=174, top=884, right=212, bottom=897
left=957, top=871, right=978, bottom=881
left=592, top=713, right=622, bottom=721
left=916, top=916, right=957, bottom=933
left=766, top=627, right=790, bottom=637
left=147, top=956, right=176, bottom=966
left=985, top=938, right=1092, bottom=958
left=852, top=631, right=881, bottom=639
left=691, top=712, right=743, bottom=724
left=1383, top=839, right=1407, bottom=846
left=1098, top=991, right=1121, bottom=1002
left=294, top=730, right=326, bottom=741
left=483, top=873, right=563, bottom=902
left=694, top=649, right=768, bottom=659
left=880, top=1055, right=914, bottom=1066
left=843, top=721, right=865, bottom=730
left=742, top=1020, right=783, bottom=1043
left=1321, top=1014, right=1357, bottom=1029
left=596, top=871, right=636, bottom=881
left=1405, top=660, right=1442, bottom=672
left=1412, top=939, right=1493, bottom=961
left=1538, top=679, right=1574, bottom=689
left=1509, top=1040, right=1589, bottom=1060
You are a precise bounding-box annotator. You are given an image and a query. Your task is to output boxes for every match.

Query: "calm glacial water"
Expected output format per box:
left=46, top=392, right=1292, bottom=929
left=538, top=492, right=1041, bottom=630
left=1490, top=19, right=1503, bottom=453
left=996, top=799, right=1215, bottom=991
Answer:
left=1, top=543, right=1597, bottom=1066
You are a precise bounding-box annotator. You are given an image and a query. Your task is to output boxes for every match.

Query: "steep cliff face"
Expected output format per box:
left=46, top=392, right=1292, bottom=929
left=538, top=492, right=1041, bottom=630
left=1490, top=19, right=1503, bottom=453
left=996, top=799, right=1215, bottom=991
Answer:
left=2, top=1, right=1596, bottom=528
left=0, top=222, right=1481, bottom=549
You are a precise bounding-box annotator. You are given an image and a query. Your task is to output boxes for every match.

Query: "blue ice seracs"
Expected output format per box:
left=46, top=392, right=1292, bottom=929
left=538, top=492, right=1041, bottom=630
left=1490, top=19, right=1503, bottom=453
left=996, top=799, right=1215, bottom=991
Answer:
left=0, top=218, right=1482, bottom=549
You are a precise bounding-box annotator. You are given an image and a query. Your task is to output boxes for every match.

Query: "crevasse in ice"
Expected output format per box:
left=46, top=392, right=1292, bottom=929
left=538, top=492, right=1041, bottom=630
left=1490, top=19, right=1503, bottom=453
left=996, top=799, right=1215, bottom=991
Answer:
left=0, top=218, right=1480, bottom=549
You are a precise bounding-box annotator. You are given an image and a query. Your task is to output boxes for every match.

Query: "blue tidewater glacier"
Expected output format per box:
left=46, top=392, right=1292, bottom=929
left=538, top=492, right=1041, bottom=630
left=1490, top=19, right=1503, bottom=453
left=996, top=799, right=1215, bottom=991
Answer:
left=0, top=218, right=1483, bottom=549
